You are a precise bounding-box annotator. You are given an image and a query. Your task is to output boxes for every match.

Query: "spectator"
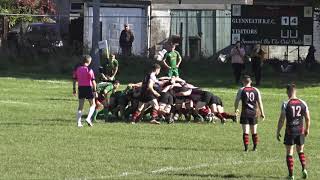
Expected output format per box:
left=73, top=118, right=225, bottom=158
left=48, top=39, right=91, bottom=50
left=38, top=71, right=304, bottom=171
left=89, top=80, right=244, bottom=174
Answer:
left=250, top=44, right=265, bottom=86
left=230, top=41, right=245, bottom=84
left=119, top=24, right=134, bottom=56
left=305, top=46, right=316, bottom=70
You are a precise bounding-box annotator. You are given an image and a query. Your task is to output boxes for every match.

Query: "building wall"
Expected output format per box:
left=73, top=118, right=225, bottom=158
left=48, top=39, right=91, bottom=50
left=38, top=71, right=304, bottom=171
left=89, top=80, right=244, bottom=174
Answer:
left=253, top=0, right=312, bottom=5
left=152, top=0, right=253, bottom=10
left=314, top=8, right=320, bottom=62
left=150, top=0, right=249, bottom=57
left=84, top=4, right=149, bottom=55
left=150, top=9, right=171, bottom=55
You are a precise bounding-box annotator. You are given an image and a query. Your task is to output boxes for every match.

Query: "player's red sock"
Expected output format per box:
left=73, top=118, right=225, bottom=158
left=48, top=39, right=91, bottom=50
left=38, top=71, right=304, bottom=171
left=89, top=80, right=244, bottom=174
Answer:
left=286, top=155, right=294, bottom=177
left=298, top=152, right=306, bottom=170
left=132, top=111, right=141, bottom=122
left=220, top=112, right=229, bottom=118
left=151, top=109, right=158, bottom=120
left=252, top=134, right=259, bottom=150
left=220, top=112, right=237, bottom=122
left=215, top=113, right=224, bottom=120
left=243, top=133, right=249, bottom=151
left=199, top=108, right=209, bottom=117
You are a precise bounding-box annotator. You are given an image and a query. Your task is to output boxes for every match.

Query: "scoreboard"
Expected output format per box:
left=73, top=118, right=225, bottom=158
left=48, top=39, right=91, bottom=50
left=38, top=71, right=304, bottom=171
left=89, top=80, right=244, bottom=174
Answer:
left=231, top=5, right=314, bottom=46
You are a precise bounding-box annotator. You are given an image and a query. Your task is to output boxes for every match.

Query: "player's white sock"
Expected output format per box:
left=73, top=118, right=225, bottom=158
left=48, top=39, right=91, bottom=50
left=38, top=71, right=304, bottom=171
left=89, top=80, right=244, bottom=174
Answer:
left=77, top=110, right=82, bottom=124
left=86, top=105, right=96, bottom=121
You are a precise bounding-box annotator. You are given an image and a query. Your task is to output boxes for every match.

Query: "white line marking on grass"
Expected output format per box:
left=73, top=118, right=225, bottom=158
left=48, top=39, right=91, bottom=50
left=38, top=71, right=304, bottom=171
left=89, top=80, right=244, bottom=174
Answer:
left=66, top=159, right=280, bottom=180
left=151, top=163, right=210, bottom=174
left=0, top=100, right=30, bottom=105
left=33, top=80, right=69, bottom=84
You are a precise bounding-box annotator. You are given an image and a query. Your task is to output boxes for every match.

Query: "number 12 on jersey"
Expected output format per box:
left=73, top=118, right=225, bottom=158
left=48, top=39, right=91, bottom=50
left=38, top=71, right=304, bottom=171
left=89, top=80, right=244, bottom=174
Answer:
left=291, top=106, right=301, bottom=117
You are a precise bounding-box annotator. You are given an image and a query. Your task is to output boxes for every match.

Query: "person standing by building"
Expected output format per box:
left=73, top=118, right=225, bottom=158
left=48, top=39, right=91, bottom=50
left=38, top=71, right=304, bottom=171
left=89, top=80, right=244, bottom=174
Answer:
left=250, top=44, right=265, bottom=86
left=276, top=84, right=310, bottom=180
left=163, top=43, right=182, bottom=77
left=231, top=41, right=245, bottom=84
left=119, top=24, right=134, bottom=56
left=305, top=45, right=316, bottom=70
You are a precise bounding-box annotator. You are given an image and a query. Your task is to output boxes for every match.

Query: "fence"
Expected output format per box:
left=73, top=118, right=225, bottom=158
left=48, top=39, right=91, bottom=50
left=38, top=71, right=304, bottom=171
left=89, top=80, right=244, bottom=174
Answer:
left=0, top=12, right=319, bottom=62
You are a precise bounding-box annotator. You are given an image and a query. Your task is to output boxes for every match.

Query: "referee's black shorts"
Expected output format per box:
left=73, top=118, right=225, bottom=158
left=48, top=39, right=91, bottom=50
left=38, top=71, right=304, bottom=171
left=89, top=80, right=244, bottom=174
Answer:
left=78, top=86, right=94, bottom=99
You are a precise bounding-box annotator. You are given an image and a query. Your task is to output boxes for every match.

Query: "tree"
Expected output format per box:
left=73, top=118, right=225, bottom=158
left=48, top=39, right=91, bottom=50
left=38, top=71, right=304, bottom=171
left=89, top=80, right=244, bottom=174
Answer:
left=313, top=0, right=320, bottom=7
left=0, top=0, right=56, bottom=28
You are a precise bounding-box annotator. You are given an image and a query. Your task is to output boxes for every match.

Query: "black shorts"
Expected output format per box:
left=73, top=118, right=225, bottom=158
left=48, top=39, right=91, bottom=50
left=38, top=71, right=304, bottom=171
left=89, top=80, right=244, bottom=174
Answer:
left=78, top=86, right=94, bottom=99
left=111, top=92, right=128, bottom=106
left=159, top=92, right=173, bottom=105
left=139, top=93, right=156, bottom=103
left=212, top=95, right=223, bottom=106
left=175, top=96, right=186, bottom=104
left=201, top=91, right=213, bottom=105
left=284, top=134, right=305, bottom=146
left=240, top=116, right=257, bottom=125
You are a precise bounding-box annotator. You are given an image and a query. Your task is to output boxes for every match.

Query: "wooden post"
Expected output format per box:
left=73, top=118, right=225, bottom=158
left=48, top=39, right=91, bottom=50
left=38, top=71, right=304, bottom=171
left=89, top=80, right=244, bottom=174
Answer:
left=91, top=0, right=101, bottom=74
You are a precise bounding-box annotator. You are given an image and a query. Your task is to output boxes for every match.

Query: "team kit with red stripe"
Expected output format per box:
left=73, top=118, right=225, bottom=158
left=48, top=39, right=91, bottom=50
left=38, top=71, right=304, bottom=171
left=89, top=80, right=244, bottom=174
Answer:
left=283, top=99, right=308, bottom=145
left=276, top=84, right=310, bottom=180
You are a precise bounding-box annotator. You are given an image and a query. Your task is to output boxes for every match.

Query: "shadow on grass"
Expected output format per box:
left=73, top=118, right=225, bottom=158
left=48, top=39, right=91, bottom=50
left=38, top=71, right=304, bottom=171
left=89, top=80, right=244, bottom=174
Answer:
left=167, top=172, right=280, bottom=179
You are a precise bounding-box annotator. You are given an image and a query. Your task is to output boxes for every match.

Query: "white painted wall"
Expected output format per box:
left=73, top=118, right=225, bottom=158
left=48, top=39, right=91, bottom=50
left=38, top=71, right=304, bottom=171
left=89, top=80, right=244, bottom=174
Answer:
left=84, top=7, right=147, bottom=55
left=314, top=10, right=320, bottom=62
left=150, top=9, right=171, bottom=51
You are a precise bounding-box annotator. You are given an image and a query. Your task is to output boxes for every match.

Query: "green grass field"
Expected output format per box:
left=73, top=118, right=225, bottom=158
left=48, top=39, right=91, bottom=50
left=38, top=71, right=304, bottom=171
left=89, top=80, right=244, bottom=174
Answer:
left=0, top=66, right=319, bottom=180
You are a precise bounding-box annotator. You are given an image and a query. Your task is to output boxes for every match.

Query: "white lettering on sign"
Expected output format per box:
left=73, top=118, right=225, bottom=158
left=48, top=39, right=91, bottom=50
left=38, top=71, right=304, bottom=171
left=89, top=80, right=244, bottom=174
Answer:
left=231, top=18, right=276, bottom=25
left=232, top=29, right=258, bottom=35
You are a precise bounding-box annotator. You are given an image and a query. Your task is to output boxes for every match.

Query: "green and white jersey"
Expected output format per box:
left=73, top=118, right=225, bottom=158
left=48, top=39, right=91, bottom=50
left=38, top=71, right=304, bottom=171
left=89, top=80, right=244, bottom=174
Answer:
left=97, top=82, right=114, bottom=95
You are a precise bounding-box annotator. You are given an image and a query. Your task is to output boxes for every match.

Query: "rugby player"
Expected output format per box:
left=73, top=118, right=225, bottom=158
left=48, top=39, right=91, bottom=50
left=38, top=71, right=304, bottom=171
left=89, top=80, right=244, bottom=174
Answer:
left=234, top=75, right=265, bottom=151
left=276, top=84, right=310, bottom=180
left=131, top=64, right=162, bottom=124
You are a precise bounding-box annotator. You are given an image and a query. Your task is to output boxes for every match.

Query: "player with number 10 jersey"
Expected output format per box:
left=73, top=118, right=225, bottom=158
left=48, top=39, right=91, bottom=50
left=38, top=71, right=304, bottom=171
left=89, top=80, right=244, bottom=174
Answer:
left=234, top=75, right=265, bottom=151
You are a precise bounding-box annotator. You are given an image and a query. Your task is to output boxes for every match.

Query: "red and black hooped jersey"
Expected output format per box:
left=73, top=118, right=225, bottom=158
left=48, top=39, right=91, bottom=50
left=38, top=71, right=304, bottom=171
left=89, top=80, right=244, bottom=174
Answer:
left=236, top=87, right=261, bottom=118
left=282, top=99, right=309, bottom=135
